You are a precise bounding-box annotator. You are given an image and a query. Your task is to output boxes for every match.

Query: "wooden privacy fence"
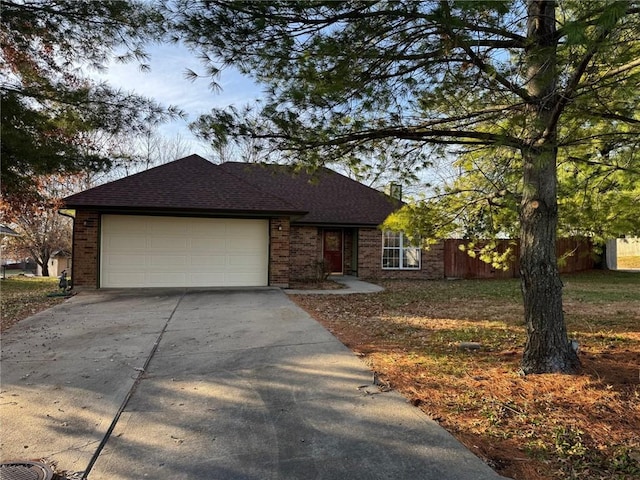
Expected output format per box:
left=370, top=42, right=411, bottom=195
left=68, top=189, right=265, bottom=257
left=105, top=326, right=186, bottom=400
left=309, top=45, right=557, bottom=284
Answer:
left=443, top=238, right=595, bottom=279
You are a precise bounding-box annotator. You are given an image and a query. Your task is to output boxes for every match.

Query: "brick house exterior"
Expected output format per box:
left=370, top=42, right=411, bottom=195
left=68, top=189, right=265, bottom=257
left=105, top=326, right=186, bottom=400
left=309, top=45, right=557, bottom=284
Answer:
left=71, top=210, right=100, bottom=288
left=356, top=228, right=444, bottom=280
left=287, top=226, right=444, bottom=282
left=63, top=155, right=444, bottom=289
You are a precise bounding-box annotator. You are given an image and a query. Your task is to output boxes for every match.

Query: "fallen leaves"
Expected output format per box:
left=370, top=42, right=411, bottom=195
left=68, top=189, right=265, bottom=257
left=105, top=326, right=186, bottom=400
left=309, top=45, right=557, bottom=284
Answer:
left=1, top=276, right=67, bottom=332
left=291, top=272, right=640, bottom=480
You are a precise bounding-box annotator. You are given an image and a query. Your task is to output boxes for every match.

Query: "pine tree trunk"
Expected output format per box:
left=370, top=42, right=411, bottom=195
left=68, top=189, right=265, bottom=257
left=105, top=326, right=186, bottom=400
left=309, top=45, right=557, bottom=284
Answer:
left=520, top=148, right=579, bottom=374
left=520, top=0, right=580, bottom=374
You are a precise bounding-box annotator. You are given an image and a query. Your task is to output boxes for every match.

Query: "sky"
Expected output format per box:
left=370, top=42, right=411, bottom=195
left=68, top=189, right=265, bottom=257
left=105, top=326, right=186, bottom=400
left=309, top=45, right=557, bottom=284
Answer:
left=96, top=42, right=263, bottom=158
left=95, top=41, right=443, bottom=191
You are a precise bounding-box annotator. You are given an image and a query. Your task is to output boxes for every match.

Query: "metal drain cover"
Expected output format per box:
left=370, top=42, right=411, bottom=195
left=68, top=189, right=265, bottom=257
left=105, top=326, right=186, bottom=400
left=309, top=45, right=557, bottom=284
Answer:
left=0, top=461, right=53, bottom=480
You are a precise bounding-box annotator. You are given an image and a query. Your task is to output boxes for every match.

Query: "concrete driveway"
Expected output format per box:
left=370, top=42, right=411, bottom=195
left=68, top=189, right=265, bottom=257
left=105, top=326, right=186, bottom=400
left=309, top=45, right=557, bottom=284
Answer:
left=1, top=289, right=507, bottom=479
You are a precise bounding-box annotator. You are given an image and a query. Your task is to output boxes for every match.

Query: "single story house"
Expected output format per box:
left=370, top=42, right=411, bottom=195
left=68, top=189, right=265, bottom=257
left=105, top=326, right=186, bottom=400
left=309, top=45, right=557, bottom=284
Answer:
left=62, top=154, right=444, bottom=289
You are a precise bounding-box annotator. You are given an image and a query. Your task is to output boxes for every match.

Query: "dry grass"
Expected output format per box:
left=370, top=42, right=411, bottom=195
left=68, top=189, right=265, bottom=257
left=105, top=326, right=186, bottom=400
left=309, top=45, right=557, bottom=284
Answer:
left=618, top=256, right=640, bottom=269
left=292, top=270, right=640, bottom=480
left=1, top=276, right=67, bottom=332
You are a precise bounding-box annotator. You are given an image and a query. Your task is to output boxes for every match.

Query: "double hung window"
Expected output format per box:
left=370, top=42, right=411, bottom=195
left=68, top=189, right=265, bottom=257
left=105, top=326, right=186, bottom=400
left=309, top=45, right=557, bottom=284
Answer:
left=382, top=231, right=421, bottom=269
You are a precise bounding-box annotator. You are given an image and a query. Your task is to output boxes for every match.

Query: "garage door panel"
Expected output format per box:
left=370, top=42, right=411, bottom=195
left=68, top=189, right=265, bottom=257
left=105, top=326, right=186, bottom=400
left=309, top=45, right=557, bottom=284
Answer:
left=106, top=272, right=146, bottom=286
left=190, top=255, right=226, bottom=268
left=146, top=272, right=187, bottom=286
left=147, top=216, right=189, bottom=229
left=227, top=221, right=260, bottom=233
left=228, top=254, right=264, bottom=267
left=149, top=237, right=188, bottom=250
left=227, top=239, right=260, bottom=252
left=190, top=272, right=226, bottom=284
left=104, top=254, right=146, bottom=268
left=108, top=216, right=147, bottom=233
left=226, top=272, right=264, bottom=286
left=197, top=237, right=227, bottom=250
left=106, top=235, right=147, bottom=250
left=191, top=237, right=225, bottom=250
left=101, top=215, right=268, bottom=288
left=112, top=215, right=147, bottom=234
left=190, top=223, right=219, bottom=236
left=147, top=255, right=187, bottom=270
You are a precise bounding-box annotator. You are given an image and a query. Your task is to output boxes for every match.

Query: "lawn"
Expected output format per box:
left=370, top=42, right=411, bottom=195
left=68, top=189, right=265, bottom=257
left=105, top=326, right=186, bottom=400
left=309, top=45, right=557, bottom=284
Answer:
left=1, top=276, right=68, bottom=332
left=291, top=270, right=640, bottom=480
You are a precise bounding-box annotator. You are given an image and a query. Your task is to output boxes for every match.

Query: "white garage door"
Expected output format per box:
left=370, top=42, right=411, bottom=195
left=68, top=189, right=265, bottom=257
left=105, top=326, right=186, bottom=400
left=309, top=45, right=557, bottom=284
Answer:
left=101, top=215, right=269, bottom=288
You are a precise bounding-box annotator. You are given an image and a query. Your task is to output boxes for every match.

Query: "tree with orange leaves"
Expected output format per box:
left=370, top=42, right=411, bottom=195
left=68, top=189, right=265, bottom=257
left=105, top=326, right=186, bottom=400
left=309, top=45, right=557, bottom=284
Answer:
left=0, top=175, right=76, bottom=277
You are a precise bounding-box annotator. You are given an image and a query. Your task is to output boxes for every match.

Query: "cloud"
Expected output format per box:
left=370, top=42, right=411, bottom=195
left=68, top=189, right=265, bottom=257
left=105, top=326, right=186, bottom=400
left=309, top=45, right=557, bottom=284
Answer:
left=93, top=42, right=262, bottom=157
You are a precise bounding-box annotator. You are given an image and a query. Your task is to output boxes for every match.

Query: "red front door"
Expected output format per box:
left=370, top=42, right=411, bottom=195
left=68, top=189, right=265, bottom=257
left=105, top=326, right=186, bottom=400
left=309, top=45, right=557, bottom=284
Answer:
left=323, top=230, right=343, bottom=273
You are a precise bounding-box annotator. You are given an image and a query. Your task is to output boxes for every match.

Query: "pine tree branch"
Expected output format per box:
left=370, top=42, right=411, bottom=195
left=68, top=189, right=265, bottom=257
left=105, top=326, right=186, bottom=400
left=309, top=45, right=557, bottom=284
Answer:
left=543, top=3, right=633, bottom=143
left=566, top=156, right=640, bottom=174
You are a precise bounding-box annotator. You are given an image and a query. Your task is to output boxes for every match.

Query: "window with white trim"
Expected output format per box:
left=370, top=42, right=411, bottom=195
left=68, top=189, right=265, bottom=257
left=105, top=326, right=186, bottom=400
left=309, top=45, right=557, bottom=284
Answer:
left=382, top=231, right=421, bottom=269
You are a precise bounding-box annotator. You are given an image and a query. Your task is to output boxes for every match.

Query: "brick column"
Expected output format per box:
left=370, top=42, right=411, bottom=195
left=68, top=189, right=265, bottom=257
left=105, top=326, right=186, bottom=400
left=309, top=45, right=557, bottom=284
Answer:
left=72, top=210, right=100, bottom=288
left=269, top=217, right=290, bottom=287
left=423, top=240, right=445, bottom=279
left=358, top=228, right=381, bottom=279
left=289, top=225, right=321, bottom=281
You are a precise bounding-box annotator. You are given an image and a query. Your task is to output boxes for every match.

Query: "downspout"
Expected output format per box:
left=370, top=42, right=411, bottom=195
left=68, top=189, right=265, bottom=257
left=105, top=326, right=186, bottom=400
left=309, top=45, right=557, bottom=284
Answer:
left=58, top=209, right=76, bottom=288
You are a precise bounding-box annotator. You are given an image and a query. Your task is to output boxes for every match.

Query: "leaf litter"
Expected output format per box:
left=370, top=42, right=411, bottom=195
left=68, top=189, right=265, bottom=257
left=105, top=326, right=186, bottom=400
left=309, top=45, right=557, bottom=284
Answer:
left=291, top=272, right=640, bottom=480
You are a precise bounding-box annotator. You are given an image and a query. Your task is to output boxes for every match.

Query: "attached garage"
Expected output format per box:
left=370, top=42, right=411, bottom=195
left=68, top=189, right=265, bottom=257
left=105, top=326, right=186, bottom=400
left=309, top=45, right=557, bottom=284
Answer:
left=100, top=215, right=269, bottom=288
left=63, top=155, right=407, bottom=289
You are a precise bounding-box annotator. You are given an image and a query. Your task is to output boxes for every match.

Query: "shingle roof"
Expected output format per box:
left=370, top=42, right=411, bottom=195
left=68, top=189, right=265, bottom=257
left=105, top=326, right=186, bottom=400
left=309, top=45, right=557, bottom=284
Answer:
left=63, top=154, right=400, bottom=226
left=219, top=162, right=400, bottom=225
left=63, top=155, right=303, bottom=215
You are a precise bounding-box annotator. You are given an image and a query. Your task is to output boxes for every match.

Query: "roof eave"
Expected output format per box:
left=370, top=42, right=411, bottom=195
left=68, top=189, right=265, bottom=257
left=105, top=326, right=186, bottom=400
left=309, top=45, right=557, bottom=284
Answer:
left=292, top=221, right=386, bottom=228
left=63, top=205, right=308, bottom=218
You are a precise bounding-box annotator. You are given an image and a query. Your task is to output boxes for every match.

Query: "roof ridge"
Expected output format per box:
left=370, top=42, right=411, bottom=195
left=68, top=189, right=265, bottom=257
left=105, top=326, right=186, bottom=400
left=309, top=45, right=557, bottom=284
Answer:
left=64, top=154, right=214, bottom=201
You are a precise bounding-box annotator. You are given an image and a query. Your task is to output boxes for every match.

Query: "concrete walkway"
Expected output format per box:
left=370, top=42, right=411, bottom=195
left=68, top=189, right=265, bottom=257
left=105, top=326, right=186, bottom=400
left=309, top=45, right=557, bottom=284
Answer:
left=284, top=275, right=384, bottom=295
left=1, top=289, right=507, bottom=479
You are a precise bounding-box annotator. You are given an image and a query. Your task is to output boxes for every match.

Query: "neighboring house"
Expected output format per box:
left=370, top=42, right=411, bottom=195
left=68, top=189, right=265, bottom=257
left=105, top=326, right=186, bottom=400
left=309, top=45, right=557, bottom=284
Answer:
left=1, top=225, right=20, bottom=278
left=44, top=250, right=72, bottom=278
left=605, top=237, right=640, bottom=270
left=62, top=154, right=444, bottom=289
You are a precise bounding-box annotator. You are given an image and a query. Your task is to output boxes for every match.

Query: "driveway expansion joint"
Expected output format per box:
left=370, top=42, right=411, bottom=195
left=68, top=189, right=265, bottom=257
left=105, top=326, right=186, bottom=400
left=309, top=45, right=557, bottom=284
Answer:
left=79, top=292, right=186, bottom=480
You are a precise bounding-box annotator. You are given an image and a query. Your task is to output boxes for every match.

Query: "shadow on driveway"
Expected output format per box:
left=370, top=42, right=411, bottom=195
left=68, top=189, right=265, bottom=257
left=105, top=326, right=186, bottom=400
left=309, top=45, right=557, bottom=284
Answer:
left=1, top=289, right=508, bottom=479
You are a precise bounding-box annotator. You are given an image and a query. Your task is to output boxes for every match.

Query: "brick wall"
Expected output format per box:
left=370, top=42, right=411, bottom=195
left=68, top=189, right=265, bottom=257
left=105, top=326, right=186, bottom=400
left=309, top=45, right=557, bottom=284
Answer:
left=421, top=241, right=445, bottom=280
left=357, top=228, right=382, bottom=279
left=72, top=210, right=100, bottom=288
left=269, top=217, right=290, bottom=287
left=357, top=227, right=444, bottom=280
left=70, top=212, right=444, bottom=289
left=289, top=225, right=322, bottom=281
left=344, top=230, right=354, bottom=275
left=289, top=226, right=359, bottom=280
